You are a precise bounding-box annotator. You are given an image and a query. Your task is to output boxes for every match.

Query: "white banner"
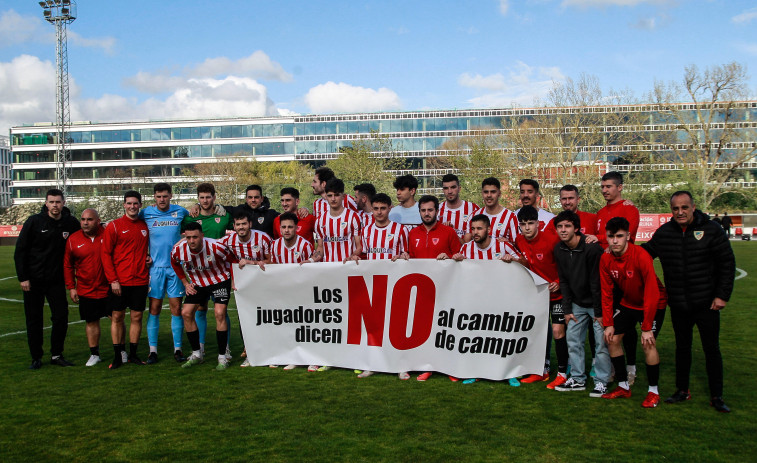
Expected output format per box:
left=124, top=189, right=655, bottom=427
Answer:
left=234, top=260, right=549, bottom=380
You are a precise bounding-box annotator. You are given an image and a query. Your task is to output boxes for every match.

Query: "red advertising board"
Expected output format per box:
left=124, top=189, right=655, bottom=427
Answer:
left=636, top=214, right=672, bottom=241
left=0, top=225, right=23, bottom=237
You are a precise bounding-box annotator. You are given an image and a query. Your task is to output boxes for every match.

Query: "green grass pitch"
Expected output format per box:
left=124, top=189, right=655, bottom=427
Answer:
left=0, top=243, right=755, bottom=462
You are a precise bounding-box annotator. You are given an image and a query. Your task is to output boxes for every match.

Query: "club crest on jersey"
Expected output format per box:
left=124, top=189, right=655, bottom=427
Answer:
left=294, top=252, right=300, bottom=258
left=611, top=270, right=619, bottom=278
left=432, top=238, right=440, bottom=245
left=252, top=245, right=260, bottom=253
left=626, top=270, right=634, bottom=278
left=62, top=231, right=69, bottom=239
left=258, top=217, right=264, bottom=224
left=141, top=230, right=147, bottom=236
left=206, top=255, right=213, bottom=262
left=497, top=223, right=504, bottom=230
left=172, top=212, right=178, bottom=218
left=341, top=222, right=348, bottom=229
left=494, top=252, right=502, bottom=259
left=215, top=217, right=221, bottom=224
left=387, top=234, right=394, bottom=241
left=536, top=253, right=544, bottom=260
left=463, top=214, right=470, bottom=221
left=694, top=231, right=704, bottom=240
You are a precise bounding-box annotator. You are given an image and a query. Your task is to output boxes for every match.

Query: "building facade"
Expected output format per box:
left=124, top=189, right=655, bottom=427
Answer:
left=9, top=102, right=757, bottom=204
left=0, top=135, right=12, bottom=207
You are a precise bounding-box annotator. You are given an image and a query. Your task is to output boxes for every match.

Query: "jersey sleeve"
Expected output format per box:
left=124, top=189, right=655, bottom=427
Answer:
left=100, top=224, right=118, bottom=284
left=638, top=251, right=661, bottom=331
left=627, top=203, right=641, bottom=243
left=448, top=227, right=462, bottom=255
left=170, top=245, right=185, bottom=279
left=63, top=239, right=76, bottom=290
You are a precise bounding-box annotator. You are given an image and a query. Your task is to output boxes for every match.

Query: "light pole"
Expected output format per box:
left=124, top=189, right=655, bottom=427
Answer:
left=38, top=0, right=76, bottom=197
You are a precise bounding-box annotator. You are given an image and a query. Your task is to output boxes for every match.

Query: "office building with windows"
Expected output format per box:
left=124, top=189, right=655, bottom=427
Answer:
left=0, top=136, right=12, bottom=207
left=9, top=101, right=757, bottom=204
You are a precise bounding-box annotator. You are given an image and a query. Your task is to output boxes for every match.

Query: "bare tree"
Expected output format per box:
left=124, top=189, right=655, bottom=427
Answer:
left=651, top=62, right=756, bottom=209
left=327, top=132, right=407, bottom=196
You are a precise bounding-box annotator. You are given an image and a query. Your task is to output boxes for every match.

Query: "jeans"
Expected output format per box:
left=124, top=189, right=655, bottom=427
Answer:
left=566, top=304, right=611, bottom=385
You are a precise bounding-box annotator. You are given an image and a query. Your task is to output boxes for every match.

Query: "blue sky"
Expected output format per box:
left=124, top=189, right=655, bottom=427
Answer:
left=1, top=0, right=755, bottom=133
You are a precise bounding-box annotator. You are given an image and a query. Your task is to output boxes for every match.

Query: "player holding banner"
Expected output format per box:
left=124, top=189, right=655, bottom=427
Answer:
left=170, top=222, right=235, bottom=370
left=269, top=213, right=314, bottom=265
left=347, top=193, right=409, bottom=380
left=453, top=213, right=520, bottom=386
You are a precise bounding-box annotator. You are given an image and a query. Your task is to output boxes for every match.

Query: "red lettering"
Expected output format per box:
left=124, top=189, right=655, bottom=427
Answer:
left=346, top=275, right=388, bottom=346
left=389, top=273, right=435, bottom=350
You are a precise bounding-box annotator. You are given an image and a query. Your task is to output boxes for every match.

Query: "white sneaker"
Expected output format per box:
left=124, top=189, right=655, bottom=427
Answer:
left=240, top=358, right=252, bottom=368
left=85, top=355, right=101, bottom=367
left=307, top=365, right=319, bottom=372
left=357, top=370, right=374, bottom=378
left=283, top=364, right=296, bottom=370
left=121, top=351, right=128, bottom=363
left=216, top=357, right=230, bottom=371
left=269, top=364, right=278, bottom=368
left=398, top=371, right=410, bottom=380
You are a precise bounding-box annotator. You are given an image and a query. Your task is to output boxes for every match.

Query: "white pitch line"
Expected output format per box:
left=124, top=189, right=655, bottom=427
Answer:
left=0, top=319, right=86, bottom=338
left=735, top=268, right=747, bottom=280
left=0, top=276, right=17, bottom=281
left=0, top=297, right=23, bottom=303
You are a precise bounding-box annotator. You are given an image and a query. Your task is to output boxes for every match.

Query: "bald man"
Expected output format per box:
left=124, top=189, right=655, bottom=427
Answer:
left=64, top=209, right=110, bottom=366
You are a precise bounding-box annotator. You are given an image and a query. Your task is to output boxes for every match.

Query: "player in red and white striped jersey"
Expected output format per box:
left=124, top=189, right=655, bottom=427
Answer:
left=438, top=174, right=479, bottom=242
left=170, top=222, right=235, bottom=370
left=359, top=193, right=408, bottom=260
left=464, top=177, right=518, bottom=243
left=313, top=178, right=362, bottom=264
left=454, top=214, right=519, bottom=261
left=354, top=183, right=376, bottom=231
left=452, top=213, right=521, bottom=386
left=311, top=166, right=357, bottom=218
left=269, top=213, right=314, bottom=264
left=220, top=210, right=271, bottom=266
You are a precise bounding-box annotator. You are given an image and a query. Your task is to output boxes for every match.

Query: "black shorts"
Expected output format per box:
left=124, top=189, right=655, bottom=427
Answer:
left=612, top=305, right=665, bottom=338
left=184, top=280, right=231, bottom=306
left=108, top=285, right=148, bottom=312
left=79, top=296, right=110, bottom=323
left=550, top=300, right=565, bottom=325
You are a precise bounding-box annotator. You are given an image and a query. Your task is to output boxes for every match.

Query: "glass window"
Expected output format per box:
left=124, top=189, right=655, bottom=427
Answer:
left=171, top=128, right=181, bottom=140
left=221, top=126, right=232, bottom=138
left=212, top=126, right=223, bottom=139
left=231, top=125, right=243, bottom=138
left=180, top=127, right=191, bottom=139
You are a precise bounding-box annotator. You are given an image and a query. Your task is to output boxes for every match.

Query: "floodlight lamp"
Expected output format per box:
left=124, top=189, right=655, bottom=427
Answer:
left=62, top=0, right=70, bottom=4
left=54, top=0, right=62, bottom=5
left=43, top=10, right=51, bottom=17
left=46, top=1, right=54, bottom=7
left=39, top=1, right=47, bottom=7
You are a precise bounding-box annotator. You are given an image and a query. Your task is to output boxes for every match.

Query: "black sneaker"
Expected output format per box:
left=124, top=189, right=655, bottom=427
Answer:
left=555, top=377, right=586, bottom=392
left=664, top=389, right=691, bottom=404
left=109, top=357, right=123, bottom=369
left=589, top=382, right=608, bottom=398
left=710, top=397, right=731, bottom=413
left=146, top=352, right=158, bottom=365
left=174, top=350, right=186, bottom=362
left=128, top=355, right=146, bottom=365
left=50, top=355, right=74, bottom=367
left=29, top=359, right=42, bottom=370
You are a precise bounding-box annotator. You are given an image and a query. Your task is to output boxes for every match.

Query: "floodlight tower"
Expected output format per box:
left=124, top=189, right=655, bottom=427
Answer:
left=39, top=0, right=77, bottom=196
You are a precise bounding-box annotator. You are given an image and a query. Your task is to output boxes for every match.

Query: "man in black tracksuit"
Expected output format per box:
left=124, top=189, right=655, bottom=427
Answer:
left=642, top=190, right=735, bottom=412
left=231, top=185, right=279, bottom=238
left=14, top=189, right=81, bottom=369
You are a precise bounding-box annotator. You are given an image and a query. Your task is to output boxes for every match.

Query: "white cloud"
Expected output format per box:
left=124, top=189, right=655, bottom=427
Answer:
left=735, top=42, right=757, bottom=55
left=630, top=17, right=656, bottom=29
left=499, top=0, right=510, bottom=15
left=459, top=61, right=565, bottom=108
left=0, top=55, right=57, bottom=132
left=189, top=51, right=292, bottom=82
left=304, top=82, right=402, bottom=113
left=0, top=9, right=116, bottom=53
left=276, top=108, right=300, bottom=117
left=0, top=54, right=280, bottom=134
left=458, top=73, right=508, bottom=91
left=732, top=7, right=757, bottom=24
left=562, top=0, right=670, bottom=7
left=79, top=77, right=278, bottom=122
